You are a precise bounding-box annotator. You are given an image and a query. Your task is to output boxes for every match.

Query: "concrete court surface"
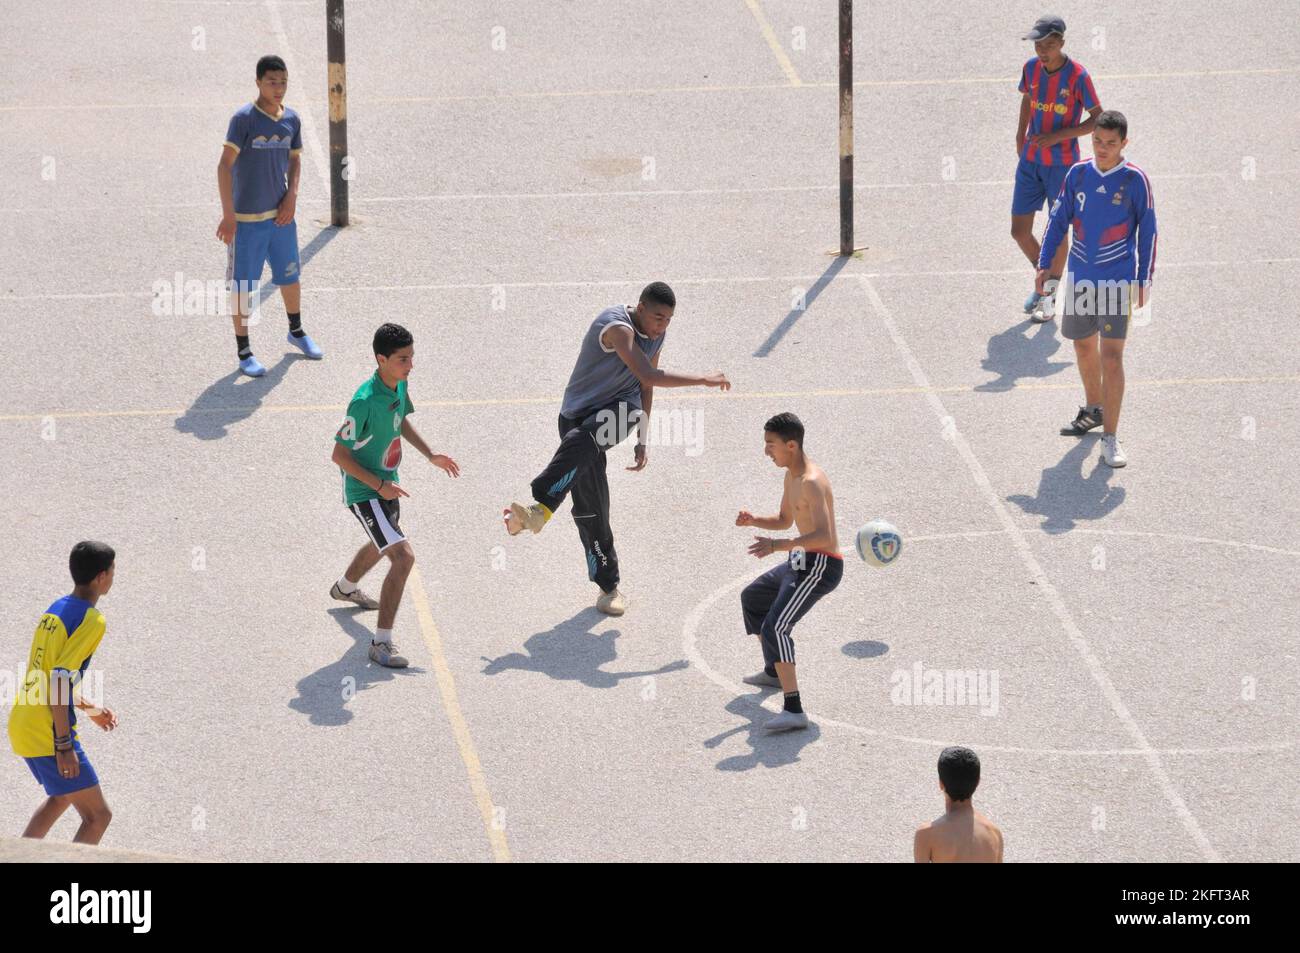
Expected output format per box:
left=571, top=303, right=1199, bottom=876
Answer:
left=0, top=1, right=1297, bottom=862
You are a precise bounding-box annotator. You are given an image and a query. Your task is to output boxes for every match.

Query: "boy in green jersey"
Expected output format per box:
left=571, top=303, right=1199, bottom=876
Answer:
left=330, top=323, right=460, bottom=667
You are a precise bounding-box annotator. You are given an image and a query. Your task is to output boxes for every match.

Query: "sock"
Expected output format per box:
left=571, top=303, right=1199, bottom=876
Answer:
left=374, top=627, right=393, bottom=646
left=288, top=312, right=304, bottom=337
left=783, top=691, right=803, bottom=714
left=336, top=576, right=358, bottom=594
left=764, top=664, right=777, bottom=678
left=236, top=335, right=252, bottom=359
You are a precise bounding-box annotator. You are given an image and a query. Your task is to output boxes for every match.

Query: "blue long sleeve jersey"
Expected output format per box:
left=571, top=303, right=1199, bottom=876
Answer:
left=1039, top=158, right=1158, bottom=285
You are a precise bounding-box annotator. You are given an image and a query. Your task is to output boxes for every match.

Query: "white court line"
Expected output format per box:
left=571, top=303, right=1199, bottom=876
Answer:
left=682, top=569, right=1296, bottom=758
left=858, top=275, right=1221, bottom=861
left=266, top=0, right=331, bottom=198
left=6, top=67, right=1298, bottom=113
left=8, top=167, right=1292, bottom=215
left=3, top=374, right=1298, bottom=425
left=4, top=256, right=1298, bottom=303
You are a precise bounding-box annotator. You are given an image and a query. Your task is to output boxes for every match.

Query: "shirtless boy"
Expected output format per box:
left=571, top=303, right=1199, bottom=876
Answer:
left=914, top=746, right=1004, bottom=863
left=735, top=413, right=844, bottom=732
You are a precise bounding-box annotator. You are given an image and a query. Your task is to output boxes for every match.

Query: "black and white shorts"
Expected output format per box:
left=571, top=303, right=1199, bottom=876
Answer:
left=349, top=498, right=407, bottom=553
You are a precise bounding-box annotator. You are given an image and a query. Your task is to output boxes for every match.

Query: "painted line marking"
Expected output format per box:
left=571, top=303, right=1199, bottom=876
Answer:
left=2, top=375, right=1298, bottom=425
left=4, top=256, right=1299, bottom=304
left=7, top=67, right=1298, bottom=112
left=742, top=0, right=802, bottom=87
left=859, top=274, right=1220, bottom=861
left=410, top=566, right=511, bottom=863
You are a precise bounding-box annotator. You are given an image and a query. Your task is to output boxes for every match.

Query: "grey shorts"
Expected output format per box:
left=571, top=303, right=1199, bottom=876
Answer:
left=1060, top=279, right=1133, bottom=341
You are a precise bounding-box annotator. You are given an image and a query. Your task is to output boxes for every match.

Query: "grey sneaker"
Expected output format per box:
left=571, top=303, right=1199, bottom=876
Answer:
left=1061, top=405, right=1103, bottom=436
left=331, top=582, right=380, bottom=610
left=742, top=670, right=782, bottom=688
left=596, top=588, right=627, bottom=616
left=369, top=640, right=408, bottom=668
left=1100, top=434, right=1128, bottom=468
left=764, top=709, right=810, bottom=732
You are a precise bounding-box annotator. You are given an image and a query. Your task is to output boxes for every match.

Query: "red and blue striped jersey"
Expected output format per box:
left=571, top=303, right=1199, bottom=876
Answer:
left=1019, top=57, right=1099, bottom=166
left=1039, top=159, right=1158, bottom=285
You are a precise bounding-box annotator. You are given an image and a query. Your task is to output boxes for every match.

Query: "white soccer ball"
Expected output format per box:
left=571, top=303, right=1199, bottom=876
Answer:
left=855, top=519, right=902, bottom=568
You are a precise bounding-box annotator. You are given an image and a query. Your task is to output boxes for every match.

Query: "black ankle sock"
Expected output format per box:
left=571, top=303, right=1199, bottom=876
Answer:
left=288, top=312, right=304, bottom=337
left=784, top=691, right=803, bottom=714
left=236, top=335, right=252, bottom=359
left=764, top=664, right=777, bottom=678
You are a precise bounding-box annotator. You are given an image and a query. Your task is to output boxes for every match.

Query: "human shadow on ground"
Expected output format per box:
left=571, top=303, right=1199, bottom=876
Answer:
left=174, top=353, right=306, bottom=440
left=703, top=692, right=821, bottom=772
left=976, top=319, right=1072, bottom=392
left=480, top=607, right=688, bottom=688
left=175, top=225, right=341, bottom=440
left=1006, top=438, right=1125, bottom=534
left=289, top=607, right=422, bottom=726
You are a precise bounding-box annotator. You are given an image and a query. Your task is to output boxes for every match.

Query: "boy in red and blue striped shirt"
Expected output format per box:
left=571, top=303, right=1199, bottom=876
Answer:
left=1011, top=15, right=1102, bottom=320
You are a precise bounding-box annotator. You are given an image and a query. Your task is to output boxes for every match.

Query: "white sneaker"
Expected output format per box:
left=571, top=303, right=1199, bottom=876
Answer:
left=764, top=710, right=809, bottom=732
left=1030, top=292, right=1055, bottom=323
left=741, top=670, right=782, bottom=688
left=596, top=588, right=627, bottom=616
left=1100, top=434, right=1127, bottom=468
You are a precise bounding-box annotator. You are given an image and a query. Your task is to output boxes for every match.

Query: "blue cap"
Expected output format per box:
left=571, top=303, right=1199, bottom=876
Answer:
left=1023, top=15, right=1066, bottom=40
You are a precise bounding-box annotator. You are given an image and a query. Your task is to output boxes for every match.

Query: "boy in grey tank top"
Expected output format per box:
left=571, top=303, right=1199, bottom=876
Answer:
left=503, top=282, right=731, bottom=615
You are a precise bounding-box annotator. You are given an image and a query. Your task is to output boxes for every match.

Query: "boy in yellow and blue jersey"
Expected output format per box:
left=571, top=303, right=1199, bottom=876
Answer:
left=8, top=542, right=119, bottom=844
left=216, top=55, right=323, bottom=377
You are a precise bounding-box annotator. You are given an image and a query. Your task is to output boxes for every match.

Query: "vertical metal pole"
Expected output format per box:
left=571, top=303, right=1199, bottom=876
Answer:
left=327, top=0, right=349, bottom=227
left=838, top=0, right=853, bottom=256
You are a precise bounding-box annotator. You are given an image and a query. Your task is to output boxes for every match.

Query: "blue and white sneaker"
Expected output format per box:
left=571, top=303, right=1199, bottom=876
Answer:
left=239, top=355, right=267, bottom=377
left=1023, top=289, right=1043, bottom=313
left=1030, top=292, right=1055, bottom=323
left=287, top=332, right=323, bottom=359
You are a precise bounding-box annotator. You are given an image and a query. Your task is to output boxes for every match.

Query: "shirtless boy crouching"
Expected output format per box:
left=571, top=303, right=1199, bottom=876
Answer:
left=735, top=412, right=844, bottom=732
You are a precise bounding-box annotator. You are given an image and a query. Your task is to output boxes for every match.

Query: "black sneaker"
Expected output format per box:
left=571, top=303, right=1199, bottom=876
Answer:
left=1060, top=406, right=1103, bottom=436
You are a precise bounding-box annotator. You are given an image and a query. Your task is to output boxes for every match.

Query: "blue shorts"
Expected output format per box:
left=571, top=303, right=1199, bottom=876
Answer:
left=25, top=742, right=100, bottom=797
left=227, top=217, right=301, bottom=287
left=1012, top=158, right=1070, bottom=216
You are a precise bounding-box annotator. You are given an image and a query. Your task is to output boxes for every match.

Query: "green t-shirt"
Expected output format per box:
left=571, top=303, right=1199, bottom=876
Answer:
left=335, top=372, right=414, bottom=505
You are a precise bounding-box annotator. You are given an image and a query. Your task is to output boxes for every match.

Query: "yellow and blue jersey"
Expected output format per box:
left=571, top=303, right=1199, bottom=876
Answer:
left=7, top=596, right=105, bottom=758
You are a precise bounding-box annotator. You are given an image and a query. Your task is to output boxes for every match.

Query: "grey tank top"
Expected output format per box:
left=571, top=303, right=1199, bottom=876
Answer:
left=560, top=305, right=666, bottom=418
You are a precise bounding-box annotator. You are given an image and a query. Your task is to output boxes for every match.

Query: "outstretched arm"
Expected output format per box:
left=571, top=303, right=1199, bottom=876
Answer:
left=605, top=325, right=729, bottom=390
